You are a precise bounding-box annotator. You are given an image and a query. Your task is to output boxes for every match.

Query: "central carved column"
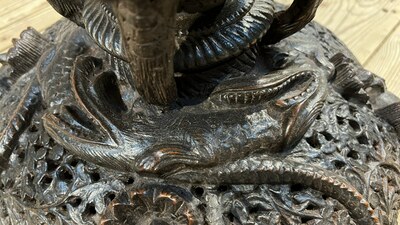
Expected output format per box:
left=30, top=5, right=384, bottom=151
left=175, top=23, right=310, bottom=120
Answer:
left=113, top=0, right=180, bottom=106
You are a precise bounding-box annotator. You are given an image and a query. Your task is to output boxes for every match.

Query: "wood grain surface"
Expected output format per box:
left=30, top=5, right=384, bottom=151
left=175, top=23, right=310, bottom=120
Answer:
left=0, top=0, right=399, bottom=223
left=0, top=0, right=399, bottom=96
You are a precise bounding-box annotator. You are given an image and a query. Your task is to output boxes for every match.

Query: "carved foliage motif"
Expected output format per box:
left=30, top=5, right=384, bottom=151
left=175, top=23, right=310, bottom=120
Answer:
left=0, top=0, right=399, bottom=225
left=1, top=87, right=398, bottom=224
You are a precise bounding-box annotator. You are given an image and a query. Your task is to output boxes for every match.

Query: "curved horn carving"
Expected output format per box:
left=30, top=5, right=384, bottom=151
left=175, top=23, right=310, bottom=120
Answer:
left=264, top=0, right=323, bottom=44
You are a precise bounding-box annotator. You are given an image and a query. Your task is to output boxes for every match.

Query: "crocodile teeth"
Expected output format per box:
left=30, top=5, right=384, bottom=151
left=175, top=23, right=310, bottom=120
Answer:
left=219, top=71, right=317, bottom=106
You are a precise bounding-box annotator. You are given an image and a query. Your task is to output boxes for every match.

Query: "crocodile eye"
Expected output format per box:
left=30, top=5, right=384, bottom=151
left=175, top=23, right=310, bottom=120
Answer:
left=273, top=53, right=291, bottom=69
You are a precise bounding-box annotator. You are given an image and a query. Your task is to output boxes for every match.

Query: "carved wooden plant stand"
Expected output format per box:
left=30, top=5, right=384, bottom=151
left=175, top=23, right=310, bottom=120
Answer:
left=0, top=0, right=399, bottom=224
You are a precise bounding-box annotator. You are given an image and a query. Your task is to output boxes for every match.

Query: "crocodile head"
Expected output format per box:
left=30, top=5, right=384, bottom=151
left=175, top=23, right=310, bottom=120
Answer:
left=42, top=0, right=328, bottom=174
left=42, top=33, right=330, bottom=175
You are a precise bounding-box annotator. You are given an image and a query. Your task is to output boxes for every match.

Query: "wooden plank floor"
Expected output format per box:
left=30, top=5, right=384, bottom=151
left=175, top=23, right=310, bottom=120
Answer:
left=0, top=0, right=400, bottom=223
left=279, top=0, right=400, bottom=96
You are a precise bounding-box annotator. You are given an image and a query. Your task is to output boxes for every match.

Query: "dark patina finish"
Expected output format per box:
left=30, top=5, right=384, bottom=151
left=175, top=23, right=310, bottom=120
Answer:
left=0, top=0, right=399, bottom=224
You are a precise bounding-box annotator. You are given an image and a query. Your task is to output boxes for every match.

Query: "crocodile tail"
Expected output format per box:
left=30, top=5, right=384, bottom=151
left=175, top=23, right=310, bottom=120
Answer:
left=166, top=157, right=380, bottom=225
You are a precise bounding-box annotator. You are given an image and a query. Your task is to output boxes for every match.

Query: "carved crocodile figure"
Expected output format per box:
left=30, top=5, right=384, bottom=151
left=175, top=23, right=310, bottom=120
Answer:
left=0, top=0, right=399, bottom=224
left=35, top=0, right=329, bottom=174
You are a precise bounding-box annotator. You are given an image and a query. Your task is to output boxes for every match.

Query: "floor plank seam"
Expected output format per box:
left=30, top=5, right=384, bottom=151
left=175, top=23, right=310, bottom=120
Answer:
left=363, top=19, right=400, bottom=66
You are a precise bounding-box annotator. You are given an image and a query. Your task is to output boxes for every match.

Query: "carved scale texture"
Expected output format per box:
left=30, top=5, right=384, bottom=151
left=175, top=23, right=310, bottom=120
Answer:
left=167, top=157, right=378, bottom=225
left=0, top=67, right=12, bottom=99
left=38, top=44, right=79, bottom=107
left=37, top=39, right=86, bottom=109
left=2, top=91, right=396, bottom=224
left=79, top=0, right=273, bottom=72
left=330, top=53, right=365, bottom=93
left=1, top=83, right=398, bottom=225
left=176, top=46, right=258, bottom=101
left=82, top=0, right=126, bottom=61
left=376, top=103, right=400, bottom=136
left=47, top=0, right=83, bottom=26
left=174, top=0, right=274, bottom=71
left=0, top=6, right=399, bottom=225
left=290, top=91, right=400, bottom=224
left=0, top=76, right=40, bottom=172
left=6, top=28, right=49, bottom=81
left=265, top=0, right=323, bottom=44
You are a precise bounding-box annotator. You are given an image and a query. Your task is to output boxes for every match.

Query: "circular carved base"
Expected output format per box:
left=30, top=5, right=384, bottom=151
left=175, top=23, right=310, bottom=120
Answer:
left=0, top=6, right=399, bottom=225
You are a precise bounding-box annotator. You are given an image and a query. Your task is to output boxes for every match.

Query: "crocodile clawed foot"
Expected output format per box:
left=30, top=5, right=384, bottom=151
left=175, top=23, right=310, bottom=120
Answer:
left=137, top=145, right=202, bottom=174
left=43, top=55, right=131, bottom=170
left=43, top=103, right=127, bottom=169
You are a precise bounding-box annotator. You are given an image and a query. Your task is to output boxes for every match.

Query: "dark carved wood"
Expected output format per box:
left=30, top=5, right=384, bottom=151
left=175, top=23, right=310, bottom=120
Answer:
left=113, top=0, right=179, bottom=106
left=0, top=0, right=399, bottom=224
left=264, top=0, right=323, bottom=44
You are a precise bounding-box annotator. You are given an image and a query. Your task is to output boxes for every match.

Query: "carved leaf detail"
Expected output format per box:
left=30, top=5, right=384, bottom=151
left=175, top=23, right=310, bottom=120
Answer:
left=47, top=0, right=84, bottom=26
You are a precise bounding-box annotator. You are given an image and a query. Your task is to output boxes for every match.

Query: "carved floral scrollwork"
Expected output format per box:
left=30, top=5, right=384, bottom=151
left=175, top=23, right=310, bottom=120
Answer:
left=100, top=186, right=204, bottom=225
left=219, top=185, right=357, bottom=225
left=367, top=165, right=400, bottom=224
left=0, top=0, right=399, bottom=224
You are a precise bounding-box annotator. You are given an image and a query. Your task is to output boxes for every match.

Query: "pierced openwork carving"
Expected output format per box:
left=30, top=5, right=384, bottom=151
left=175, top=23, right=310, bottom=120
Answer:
left=0, top=0, right=399, bottom=224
